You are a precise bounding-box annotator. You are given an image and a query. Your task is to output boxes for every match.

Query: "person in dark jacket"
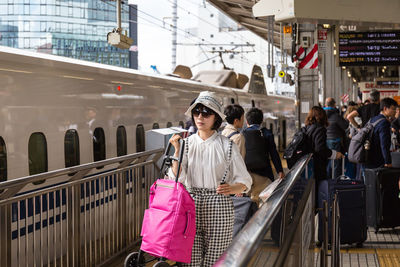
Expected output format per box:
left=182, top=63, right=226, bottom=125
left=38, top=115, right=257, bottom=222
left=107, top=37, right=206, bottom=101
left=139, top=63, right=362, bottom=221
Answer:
left=324, top=97, right=349, bottom=178
left=304, top=106, right=343, bottom=181
left=364, top=98, right=398, bottom=169
left=347, top=89, right=380, bottom=128
left=243, top=108, right=284, bottom=203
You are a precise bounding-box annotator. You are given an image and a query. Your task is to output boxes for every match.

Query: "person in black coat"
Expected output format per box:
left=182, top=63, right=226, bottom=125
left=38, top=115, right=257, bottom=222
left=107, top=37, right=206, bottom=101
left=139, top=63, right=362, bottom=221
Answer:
left=304, top=106, right=343, bottom=181
left=324, top=97, right=349, bottom=178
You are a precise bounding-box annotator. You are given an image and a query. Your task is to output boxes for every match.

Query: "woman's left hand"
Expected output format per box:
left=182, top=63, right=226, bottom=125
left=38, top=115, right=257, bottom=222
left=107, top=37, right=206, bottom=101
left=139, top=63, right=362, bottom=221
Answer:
left=216, top=183, right=232, bottom=195
left=217, top=183, right=246, bottom=195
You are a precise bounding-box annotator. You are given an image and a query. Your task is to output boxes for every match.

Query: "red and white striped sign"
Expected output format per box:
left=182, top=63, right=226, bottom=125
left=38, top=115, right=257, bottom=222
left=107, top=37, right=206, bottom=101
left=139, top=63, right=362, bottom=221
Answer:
left=341, top=94, right=349, bottom=103
left=294, top=44, right=318, bottom=69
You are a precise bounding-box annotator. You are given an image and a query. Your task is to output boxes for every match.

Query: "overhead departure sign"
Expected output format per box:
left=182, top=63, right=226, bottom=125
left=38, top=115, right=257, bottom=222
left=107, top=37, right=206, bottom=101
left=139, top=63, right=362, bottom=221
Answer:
left=338, top=31, right=400, bottom=66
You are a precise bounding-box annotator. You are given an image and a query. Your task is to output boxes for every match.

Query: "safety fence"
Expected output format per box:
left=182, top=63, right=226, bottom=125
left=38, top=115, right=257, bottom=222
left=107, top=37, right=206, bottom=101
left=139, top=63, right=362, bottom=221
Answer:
left=0, top=148, right=164, bottom=267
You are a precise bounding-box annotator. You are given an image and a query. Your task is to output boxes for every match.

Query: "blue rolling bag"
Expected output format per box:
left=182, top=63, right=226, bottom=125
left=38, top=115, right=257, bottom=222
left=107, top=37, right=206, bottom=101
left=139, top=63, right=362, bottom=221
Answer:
left=318, top=158, right=367, bottom=246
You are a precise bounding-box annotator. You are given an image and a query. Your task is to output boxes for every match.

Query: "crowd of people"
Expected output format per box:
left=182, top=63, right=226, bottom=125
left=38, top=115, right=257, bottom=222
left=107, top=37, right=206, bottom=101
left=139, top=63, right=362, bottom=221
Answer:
left=167, top=89, right=399, bottom=266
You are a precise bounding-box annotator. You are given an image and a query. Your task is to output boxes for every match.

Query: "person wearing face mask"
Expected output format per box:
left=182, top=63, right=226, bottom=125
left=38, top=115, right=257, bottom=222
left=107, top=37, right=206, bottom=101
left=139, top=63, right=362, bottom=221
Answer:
left=221, top=104, right=246, bottom=159
left=168, top=91, right=252, bottom=267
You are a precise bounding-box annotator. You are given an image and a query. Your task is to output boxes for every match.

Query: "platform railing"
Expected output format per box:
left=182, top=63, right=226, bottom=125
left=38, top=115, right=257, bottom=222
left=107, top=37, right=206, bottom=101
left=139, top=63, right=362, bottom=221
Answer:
left=0, top=148, right=164, bottom=267
left=214, top=154, right=314, bottom=267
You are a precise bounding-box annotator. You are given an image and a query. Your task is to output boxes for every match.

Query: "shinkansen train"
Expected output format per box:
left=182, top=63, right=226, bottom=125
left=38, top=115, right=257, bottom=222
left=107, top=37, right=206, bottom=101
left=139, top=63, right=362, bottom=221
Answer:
left=0, top=45, right=295, bottom=184
left=0, top=46, right=296, bottom=266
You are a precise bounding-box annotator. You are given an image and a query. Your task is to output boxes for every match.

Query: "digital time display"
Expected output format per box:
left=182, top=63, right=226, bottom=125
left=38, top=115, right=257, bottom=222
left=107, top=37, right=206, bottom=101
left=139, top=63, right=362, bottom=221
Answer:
left=339, top=32, right=400, bottom=66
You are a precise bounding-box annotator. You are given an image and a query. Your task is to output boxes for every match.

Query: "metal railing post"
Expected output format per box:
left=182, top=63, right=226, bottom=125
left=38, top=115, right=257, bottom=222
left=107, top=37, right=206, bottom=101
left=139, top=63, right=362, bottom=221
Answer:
left=320, top=200, right=329, bottom=267
left=0, top=205, right=11, bottom=267
left=118, top=171, right=127, bottom=250
left=331, top=195, right=340, bottom=267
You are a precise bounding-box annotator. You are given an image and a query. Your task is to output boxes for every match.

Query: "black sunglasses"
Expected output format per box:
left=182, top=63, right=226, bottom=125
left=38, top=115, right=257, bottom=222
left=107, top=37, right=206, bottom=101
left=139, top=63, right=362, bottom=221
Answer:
left=192, top=107, right=215, bottom=118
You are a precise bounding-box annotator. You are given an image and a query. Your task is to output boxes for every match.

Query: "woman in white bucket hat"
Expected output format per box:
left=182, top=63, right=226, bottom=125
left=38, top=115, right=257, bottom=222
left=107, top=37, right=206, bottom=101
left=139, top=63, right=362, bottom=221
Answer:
left=168, top=91, right=252, bottom=266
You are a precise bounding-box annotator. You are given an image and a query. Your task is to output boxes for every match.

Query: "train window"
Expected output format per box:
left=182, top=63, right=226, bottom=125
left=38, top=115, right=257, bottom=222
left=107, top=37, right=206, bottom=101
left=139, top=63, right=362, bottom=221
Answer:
left=93, top=128, right=106, bottom=162
left=251, top=100, right=255, bottom=107
left=28, top=132, right=48, bottom=184
left=0, top=137, right=7, bottom=183
left=178, top=121, right=184, bottom=128
left=64, top=129, right=80, bottom=168
left=166, top=122, right=172, bottom=128
left=152, top=123, right=159, bottom=129
left=117, top=126, right=127, bottom=156
left=136, top=124, right=145, bottom=152
left=231, top=98, right=235, bottom=104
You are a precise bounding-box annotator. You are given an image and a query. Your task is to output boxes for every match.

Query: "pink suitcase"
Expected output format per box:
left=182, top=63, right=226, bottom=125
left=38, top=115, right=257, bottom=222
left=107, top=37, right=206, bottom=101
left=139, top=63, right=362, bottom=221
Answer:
left=125, top=139, right=196, bottom=266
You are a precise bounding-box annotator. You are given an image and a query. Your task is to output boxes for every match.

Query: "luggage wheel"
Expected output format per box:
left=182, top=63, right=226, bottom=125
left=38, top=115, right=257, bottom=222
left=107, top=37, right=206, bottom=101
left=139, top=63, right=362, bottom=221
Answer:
left=124, top=252, right=145, bottom=267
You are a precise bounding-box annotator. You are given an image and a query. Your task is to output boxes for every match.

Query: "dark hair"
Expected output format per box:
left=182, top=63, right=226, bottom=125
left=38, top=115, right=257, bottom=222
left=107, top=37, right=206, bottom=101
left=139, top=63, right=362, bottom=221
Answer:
left=380, top=97, right=398, bottom=111
left=348, top=101, right=357, bottom=106
left=305, top=106, right=328, bottom=127
left=326, top=98, right=336, bottom=107
left=364, top=99, right=371, bottom=105
left=370, top=90, right=380, bottom=103
left=191, top=103, right=223, bottom=130
left=224, top=104, right=244, bottom=124
left=245, top=107, right=263, bottom=125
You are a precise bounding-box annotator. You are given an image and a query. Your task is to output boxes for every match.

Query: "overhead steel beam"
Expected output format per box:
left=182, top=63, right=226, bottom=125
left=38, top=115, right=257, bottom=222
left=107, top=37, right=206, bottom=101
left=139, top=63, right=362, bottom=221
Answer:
left=219, top=0, right=255, bottom=8
left=228, top=7, right=254, bottom=17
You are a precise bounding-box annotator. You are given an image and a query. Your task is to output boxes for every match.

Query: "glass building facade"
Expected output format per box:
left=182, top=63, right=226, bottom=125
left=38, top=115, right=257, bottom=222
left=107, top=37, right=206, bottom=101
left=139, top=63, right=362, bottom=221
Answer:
left=0, top=0, right=136, bottom=68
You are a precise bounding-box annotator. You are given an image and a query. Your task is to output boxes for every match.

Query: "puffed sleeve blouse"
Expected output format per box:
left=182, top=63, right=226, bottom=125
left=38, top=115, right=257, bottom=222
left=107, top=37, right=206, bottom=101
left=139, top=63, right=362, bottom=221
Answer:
left=168, top=131, right=252, bottom=193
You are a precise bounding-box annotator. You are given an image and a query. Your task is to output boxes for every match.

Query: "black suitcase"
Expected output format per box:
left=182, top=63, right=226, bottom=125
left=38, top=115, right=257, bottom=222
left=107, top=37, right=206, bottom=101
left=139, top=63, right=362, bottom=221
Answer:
left=364, top=168, right=400, bottom=232
left=318, top=159, right=367, bottom=246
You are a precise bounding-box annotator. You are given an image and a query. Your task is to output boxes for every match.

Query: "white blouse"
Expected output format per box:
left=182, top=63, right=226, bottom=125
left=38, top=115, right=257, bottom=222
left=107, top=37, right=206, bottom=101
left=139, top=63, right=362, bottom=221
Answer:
left=168, top=131, right=252, bottom=193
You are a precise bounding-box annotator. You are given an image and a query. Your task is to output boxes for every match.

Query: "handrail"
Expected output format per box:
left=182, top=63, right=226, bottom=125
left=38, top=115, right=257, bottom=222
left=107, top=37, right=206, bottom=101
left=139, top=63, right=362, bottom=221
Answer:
left=0, top=148, right=165, bottom=267
left=0, top=148, right=164, bottom=199
left=214, top=154, right=313, bottom=267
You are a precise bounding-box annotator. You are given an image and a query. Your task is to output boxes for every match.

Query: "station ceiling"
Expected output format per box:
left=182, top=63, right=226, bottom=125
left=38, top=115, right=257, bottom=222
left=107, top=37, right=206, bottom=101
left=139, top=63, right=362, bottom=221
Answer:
left=206, top=0, right=281, bottom=46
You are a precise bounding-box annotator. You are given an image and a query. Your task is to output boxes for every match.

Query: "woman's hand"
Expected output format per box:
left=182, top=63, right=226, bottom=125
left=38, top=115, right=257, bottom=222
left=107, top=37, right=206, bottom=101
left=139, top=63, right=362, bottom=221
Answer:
left=217, top=183, right=246, bottom=195
left=169, top=134, right=182, bottom=155
left=335, top=152, right=344, bottom=159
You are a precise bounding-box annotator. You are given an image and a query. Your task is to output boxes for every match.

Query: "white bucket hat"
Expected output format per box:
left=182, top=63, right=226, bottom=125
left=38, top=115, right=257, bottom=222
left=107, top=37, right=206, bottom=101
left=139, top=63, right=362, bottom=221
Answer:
left=185, top=91, right=226, bottom=120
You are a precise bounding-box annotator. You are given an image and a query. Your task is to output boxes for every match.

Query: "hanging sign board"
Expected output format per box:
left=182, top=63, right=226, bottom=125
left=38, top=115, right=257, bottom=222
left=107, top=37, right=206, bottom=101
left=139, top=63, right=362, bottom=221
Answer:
left=318, top=29, right=327, bottom=53
left=339, top=31, right=400, bottom=66
left=283, top=26, right=293, bottom=50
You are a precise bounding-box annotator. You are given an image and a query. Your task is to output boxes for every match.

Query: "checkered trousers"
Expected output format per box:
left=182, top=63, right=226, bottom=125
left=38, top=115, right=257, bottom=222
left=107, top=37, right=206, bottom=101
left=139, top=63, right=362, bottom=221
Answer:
left=183, top=188, right=234, bottom=267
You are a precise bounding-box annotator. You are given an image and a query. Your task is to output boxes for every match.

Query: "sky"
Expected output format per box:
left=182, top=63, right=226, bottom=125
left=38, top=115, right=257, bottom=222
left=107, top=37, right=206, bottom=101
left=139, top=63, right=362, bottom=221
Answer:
left=127, top=0, right=295, bottom=95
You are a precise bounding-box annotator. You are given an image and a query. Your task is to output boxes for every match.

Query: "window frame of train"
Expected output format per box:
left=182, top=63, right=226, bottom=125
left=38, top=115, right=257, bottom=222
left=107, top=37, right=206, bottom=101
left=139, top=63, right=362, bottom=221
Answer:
left=0, top=136, right=7, bottom=186
left=152, top=122, right=160, bottom=129
left=166, top=122, right=173, bottom=128
left=28, top=132, right=48, bottom=185
left=117, top=125, right=127, bottom=156
left=136, top=124, right=145, bottom=152
left=64, top=129, right=80, bottom=169
left=93, top=127, right=106, bottom=169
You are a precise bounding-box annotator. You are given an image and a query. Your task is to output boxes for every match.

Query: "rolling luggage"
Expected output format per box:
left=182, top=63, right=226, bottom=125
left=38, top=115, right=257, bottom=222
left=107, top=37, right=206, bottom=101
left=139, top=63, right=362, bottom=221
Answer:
left=318, top=158, right=367, bottom=246
left=364, top=168, right=400, bottom=232
left=124, top=140, right=196, bottom=267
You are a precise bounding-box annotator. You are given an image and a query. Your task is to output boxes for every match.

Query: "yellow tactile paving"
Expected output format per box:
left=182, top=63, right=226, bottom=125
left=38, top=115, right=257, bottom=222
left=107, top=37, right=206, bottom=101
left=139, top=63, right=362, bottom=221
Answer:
left=377, top=249, right=400, bottom=267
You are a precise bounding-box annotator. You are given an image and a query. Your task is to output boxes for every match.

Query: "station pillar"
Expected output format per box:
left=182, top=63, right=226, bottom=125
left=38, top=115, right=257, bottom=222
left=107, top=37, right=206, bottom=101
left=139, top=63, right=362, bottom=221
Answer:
left=295, top=24, right=319, bottom=127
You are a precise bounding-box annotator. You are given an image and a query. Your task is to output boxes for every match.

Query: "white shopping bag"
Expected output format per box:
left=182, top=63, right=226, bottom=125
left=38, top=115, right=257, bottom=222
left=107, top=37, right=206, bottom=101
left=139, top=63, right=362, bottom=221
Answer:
left=259, top=179, right=282, bottom=203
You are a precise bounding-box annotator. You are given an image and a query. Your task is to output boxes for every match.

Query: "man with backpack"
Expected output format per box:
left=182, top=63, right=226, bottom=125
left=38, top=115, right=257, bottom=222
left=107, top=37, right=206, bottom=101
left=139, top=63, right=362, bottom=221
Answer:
left=243, top=108, right=285, bottom=204
left=364, top=98, right=398, bottom=169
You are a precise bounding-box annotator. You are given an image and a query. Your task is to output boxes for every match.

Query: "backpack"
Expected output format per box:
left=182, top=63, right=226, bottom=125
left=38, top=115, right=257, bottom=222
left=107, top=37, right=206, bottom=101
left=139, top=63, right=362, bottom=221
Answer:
left=348, top=118, right=385, bottom=164
left=283, top=126, right=311, bottom=169
left=243, top=128, right=268, bottom=171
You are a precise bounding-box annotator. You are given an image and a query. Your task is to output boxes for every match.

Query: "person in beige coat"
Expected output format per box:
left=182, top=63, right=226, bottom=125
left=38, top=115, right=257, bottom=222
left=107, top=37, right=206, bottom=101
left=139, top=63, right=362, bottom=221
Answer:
left=221, top=104, right=246, bottom=159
